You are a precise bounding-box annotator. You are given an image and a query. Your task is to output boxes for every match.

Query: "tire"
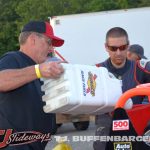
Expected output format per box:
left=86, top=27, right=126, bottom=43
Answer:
left=73, top=121, right=89, bottom=131
left=57, top=123, right=63, bottom=128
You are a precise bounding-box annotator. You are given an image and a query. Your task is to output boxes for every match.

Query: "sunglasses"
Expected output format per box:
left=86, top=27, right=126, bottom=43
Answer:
left=106, top=44, right=128, bottom=52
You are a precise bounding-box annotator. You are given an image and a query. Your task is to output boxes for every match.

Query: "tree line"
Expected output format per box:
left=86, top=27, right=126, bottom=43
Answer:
left=0, top=0, right=150, bottom=56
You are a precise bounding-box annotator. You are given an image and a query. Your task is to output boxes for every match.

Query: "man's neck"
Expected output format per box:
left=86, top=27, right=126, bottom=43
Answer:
left=110, top=60, right=126, bottom=69
left=20, top=46, right=38, bottom=63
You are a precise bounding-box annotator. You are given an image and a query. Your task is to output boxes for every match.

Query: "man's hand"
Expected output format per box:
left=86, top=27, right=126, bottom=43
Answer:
left=39, top=61, right=64, bottom=79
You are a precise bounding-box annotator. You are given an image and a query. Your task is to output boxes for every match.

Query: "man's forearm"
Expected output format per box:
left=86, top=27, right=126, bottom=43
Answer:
left=0, top=66, right=37, bottom=92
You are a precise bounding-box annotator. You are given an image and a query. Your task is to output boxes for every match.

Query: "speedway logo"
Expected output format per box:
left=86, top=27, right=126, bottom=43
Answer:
left=86, top=72, right=97, bottom=96
left=81, top=70, right=97, bottom=97
left=0, top=129, right=51, bottom=149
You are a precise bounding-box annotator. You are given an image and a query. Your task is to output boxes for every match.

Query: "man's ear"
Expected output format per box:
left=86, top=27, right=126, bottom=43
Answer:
left=29, top=34, right=36, bottom=45
left=127, top=44, right=130, bottom=50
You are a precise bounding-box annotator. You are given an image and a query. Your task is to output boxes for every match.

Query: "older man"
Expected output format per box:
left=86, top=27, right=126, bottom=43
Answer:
left=0, top=21, right=64, bottom=150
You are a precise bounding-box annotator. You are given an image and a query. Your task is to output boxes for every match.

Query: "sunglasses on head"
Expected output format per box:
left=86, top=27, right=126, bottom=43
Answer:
left=106, top=44, right=129, bottom=52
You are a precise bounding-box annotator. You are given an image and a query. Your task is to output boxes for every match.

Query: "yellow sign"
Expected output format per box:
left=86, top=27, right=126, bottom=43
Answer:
left=52, top=143, right=72, bottom=150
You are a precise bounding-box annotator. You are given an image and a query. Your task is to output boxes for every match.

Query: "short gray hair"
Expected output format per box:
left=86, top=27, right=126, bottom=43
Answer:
left=19, top=32, right=32, bottom=45
left=19, top=32, right=44, bottom=45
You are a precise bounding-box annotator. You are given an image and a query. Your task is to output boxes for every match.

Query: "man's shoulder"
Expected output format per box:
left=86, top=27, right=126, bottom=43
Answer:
left=0, top=51, right=20, bottom=59
left=138, top=59, right=150, bottom=68
left=95, top=59, right=108, bottom=67
left=137, top=59, right=150, bottom=71
left=0, top=51, right=23, bottom=70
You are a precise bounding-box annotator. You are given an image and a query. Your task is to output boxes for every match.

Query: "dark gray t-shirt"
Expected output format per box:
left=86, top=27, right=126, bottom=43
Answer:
left=0, top=51, right=53, bottom=150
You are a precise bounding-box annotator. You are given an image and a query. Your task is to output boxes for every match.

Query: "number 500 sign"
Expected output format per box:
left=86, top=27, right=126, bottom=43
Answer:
left=113, top=119, right=129, bottom=131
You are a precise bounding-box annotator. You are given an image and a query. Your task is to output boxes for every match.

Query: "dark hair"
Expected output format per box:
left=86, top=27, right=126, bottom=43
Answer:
left=106, top=27, right=129, bottom=43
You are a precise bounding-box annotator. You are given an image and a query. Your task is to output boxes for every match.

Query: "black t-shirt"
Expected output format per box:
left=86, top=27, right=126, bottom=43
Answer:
left=0, top=51, right=53, bottom=149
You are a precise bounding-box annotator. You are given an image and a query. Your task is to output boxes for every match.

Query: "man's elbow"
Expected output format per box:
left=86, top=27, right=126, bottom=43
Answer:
left=0, top=81, right=12, bottom=92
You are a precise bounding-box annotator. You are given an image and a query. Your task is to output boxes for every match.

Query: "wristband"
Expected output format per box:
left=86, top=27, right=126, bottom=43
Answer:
left=35, top=64, right=42, bottom=78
